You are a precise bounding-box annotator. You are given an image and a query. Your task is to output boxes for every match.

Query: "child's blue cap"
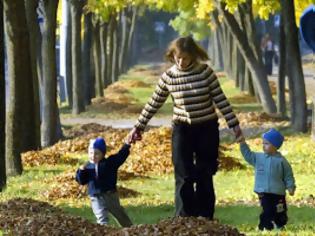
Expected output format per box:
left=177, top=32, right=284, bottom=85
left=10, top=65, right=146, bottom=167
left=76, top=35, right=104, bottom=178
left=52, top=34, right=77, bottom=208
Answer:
left=262, top=128, right=284, bottom=149
left=93, top=137, right=106, bottom=154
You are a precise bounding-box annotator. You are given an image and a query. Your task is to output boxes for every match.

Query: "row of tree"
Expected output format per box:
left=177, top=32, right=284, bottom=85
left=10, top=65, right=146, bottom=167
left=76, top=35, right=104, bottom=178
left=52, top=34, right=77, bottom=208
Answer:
left=1, top=0, right=313, bottom=192
left=0, top=0, right=139, bottom=191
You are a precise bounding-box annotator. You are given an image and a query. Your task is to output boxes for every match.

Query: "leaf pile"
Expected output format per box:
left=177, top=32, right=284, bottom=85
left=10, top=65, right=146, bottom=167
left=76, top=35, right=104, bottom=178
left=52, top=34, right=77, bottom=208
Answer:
left=63, top=123, right=111, bottom=138
left=42, top=171, right=140, bottom=200
left=235, top=111, right=288, bottom=126
left=0, top=198, right=117, bottom=236
left=112, top=217, right=244, bottom=236
left=23, top=125, right=245, bottom=175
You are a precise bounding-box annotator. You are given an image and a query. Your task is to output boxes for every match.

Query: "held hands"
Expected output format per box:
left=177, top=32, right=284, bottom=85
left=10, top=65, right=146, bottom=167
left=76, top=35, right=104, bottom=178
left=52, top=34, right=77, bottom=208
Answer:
left=288, top=189, right=295, bottom=196
left=233, top=125, right=244, bottom=143
left=127, top=127, right=143, bottom=144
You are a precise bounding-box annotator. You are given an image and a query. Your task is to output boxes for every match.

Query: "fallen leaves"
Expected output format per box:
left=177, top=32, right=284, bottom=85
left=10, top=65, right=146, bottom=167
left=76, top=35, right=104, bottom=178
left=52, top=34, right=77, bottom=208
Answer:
left=0, top=198, right=244, bottom=235
left=0, top=198, right=117, bottom=235
left=22, top=124, right=245, bottom=175
left=42, top=171, right=141, bottom=200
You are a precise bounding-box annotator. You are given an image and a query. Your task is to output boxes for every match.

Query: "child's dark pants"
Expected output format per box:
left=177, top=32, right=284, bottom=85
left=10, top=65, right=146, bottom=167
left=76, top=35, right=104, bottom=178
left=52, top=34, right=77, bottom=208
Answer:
left=172, top=119, right=219, bottom=219
left=258, top=193, right=288, bottom=230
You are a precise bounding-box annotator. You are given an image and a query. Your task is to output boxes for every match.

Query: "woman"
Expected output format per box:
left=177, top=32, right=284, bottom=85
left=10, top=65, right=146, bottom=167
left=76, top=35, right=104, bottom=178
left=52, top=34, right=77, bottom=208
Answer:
left=129, top=36, right=242, bottom=219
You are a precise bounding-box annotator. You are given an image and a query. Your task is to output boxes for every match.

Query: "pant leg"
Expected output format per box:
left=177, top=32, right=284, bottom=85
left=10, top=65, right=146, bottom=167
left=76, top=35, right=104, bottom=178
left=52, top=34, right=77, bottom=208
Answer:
left=258, top=193, right=277, bottom=231
left=103, top=191, right=132, bottom=227
left=90, top=195, right=109, bottom=225
left=194, top=120, right=219, bottom=219
left=274, top=195, right=288, bottom=228
left=172, top=123, right=196, bottom=217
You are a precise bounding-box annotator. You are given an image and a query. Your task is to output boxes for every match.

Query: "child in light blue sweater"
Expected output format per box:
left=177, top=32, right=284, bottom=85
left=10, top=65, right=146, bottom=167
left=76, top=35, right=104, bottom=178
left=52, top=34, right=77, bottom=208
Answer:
left=237, top=128, right=296, bottom=231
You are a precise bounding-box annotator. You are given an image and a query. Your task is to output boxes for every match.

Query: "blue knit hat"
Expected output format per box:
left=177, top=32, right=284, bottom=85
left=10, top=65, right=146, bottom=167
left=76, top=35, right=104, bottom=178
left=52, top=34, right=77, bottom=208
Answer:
left=92, top=137, right=106, bottom=154
left=262, top=128, right=284, bottom=149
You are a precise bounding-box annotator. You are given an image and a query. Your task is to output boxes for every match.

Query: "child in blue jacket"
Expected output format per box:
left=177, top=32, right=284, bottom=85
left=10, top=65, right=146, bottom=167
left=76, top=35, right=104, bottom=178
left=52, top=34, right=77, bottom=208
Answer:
left=75, top=137, right=132, bottom=227
left=237, top=128, right=296, bottom=231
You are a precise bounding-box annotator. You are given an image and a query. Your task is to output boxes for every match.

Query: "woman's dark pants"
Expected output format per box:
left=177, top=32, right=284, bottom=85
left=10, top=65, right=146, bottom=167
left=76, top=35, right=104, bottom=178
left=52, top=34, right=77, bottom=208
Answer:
left=172, top=119, right=219, bottom=219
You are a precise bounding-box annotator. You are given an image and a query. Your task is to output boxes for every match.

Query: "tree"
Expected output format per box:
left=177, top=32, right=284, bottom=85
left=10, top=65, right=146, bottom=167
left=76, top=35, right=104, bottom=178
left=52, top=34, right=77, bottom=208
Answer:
left=281, top=0, right=307, bottom=132
left=70, top=0, right=85, bottom=114
left=40, top=0, right=62, bottom=147
left=82, top=12, right=93, bottom=105
left=0, top=0, right=6, bottom=190
left=4, top=0, right=38, bottom=175
left=25, top=0, right=41, bottom=148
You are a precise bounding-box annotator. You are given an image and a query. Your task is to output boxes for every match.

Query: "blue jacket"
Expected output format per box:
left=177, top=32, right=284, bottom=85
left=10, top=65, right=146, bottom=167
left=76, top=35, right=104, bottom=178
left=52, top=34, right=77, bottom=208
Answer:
left=240, top=142, right=296, bottom=195
left=75, top=144, right=130, bottom=196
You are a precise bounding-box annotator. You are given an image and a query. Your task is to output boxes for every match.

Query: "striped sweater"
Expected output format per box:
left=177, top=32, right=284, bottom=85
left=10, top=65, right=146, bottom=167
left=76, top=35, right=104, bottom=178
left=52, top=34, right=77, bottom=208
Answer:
left=135, top=63, right=239, bottom=131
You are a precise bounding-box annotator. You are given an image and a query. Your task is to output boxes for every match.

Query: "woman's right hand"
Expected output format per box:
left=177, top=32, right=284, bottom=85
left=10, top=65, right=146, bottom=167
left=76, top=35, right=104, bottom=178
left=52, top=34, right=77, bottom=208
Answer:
left=128, top=127, right=143, bottom=143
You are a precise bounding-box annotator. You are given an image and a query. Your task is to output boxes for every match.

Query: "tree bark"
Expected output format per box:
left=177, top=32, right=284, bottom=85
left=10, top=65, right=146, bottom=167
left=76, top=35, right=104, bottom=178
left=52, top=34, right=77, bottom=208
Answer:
left=92, top=18, right=103, bottom=97
left=126, top=7, right=137, bottom=71
left=82, top=12, right=92, bottom=105
left=0, top=0, right=6, bottom=190
left=281, top=0, right=307, bottom=132
left=100, top=22, right=108, bottom=87
left=277, top=12, right=286, bottom=117
left=65, top=1, right=72, bottom=107
left=112, top=15, right=120, bottom=82
left=40, top=0, right=62, bottom=147
left=219, top=2, right=276, bottom=113
left=70, top=0, right=85, bottom=114
left=107, top=15, right=114, bottom=84
left=24, top=0, right=41, bottom=149
left=119, top=7, right=128, bottom=74
left=4, top=0, right=38, bottom=175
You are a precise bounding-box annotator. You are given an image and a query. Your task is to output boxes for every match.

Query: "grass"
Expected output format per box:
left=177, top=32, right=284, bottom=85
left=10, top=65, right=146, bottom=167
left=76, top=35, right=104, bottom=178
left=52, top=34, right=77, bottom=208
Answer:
left=2, top=64, right=315, bottom=235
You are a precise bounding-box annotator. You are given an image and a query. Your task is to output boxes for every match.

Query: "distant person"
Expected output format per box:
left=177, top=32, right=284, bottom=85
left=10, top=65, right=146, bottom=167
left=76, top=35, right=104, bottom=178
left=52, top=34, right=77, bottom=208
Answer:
left=261, top=33, right=275, bottom=75
left=75, top=137, right=133, bottom=227
left=237, top=128, right=296, bottom=231
left=128, top=36, right=242, bottom=220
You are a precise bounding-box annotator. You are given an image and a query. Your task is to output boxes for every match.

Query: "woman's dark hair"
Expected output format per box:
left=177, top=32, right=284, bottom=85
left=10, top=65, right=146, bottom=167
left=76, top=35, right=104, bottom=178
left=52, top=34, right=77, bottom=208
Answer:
left=164, top=36, right=209, bottom=63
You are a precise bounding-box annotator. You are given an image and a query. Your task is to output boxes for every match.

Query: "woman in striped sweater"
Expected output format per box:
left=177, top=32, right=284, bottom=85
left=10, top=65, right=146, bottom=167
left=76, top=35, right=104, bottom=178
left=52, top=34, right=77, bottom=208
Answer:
left=129, top=36, right=242, bottom=220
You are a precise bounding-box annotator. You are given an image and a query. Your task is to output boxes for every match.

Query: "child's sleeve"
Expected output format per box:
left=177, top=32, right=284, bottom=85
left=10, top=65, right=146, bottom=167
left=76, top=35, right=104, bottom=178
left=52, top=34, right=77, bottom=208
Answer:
left=108, top=144, right=131, bottom=167
left=282, top=158, right=296, bottom=191
left=75, top=169, right=89, bottom=185
left=240, top=142, right=257, bottom=166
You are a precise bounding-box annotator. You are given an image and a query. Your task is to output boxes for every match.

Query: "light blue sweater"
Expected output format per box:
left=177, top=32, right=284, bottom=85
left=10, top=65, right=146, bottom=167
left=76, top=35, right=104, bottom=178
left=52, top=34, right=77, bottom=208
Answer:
left=240, top=142, right=296, bottom=195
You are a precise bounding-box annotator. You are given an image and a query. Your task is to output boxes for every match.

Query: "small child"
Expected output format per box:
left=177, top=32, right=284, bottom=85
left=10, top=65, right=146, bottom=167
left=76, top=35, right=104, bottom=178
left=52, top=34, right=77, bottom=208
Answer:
left=75, top=137, right=132, bottom=227
left=237, top=128, right=296, bottom=231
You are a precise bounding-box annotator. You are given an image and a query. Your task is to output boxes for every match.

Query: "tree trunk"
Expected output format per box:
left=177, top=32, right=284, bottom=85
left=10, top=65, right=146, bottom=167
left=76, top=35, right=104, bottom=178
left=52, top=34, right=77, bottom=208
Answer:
left=65, top=1, right=72, bottom=107
left=126, top=7, right=137, bottom=70
left=220, top=2, right=276, bottom=114
left=277, top=12, right=286, bottom=117
left=92, top=18, right=103, bottom=97
left=4, top=0, right=37, bottom=175
left=281, top=0, right=307, bottom=132
left=100, top=22, right=108, bottom=87
left=82, top=12, right=92, bottom=105
left=40, top=0, right=62, bottom=147
left=0, top=0, right=6, bottom=190
left=70, top=0, right=85, bottom=114
left=25, top=0, right=41, bottom=149
left=119, top=8, right=128, bottom=74
left=107, top=15, right=114, bottom=84
left=112, top=15, right=120, bottom=82
left=211, top=10, right=224, bottom=70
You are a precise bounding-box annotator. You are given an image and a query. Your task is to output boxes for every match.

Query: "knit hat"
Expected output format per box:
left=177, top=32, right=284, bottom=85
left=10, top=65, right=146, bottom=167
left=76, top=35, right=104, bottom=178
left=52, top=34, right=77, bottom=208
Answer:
left=262, top=128, right=284, bottom=149
left=92, top=137, right=106, bottom=154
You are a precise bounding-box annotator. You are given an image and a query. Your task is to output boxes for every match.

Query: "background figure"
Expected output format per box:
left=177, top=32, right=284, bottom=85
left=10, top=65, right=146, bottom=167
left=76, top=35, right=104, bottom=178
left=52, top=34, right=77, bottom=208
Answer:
left=261, top=33, right=275, bottom=75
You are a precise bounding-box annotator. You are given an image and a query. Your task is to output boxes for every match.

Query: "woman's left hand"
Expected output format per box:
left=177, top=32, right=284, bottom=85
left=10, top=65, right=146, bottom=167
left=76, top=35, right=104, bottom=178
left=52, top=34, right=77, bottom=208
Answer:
left=233, top=125, right=242, bottom=139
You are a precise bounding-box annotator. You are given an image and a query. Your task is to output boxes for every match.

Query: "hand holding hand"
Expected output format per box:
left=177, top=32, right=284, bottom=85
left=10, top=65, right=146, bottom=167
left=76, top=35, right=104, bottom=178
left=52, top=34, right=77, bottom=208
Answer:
left=128, top=127, right=142, bottom=144
left=233, top=125, right=243, bottom=140
left=288, top=189, right=295, bottom=196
